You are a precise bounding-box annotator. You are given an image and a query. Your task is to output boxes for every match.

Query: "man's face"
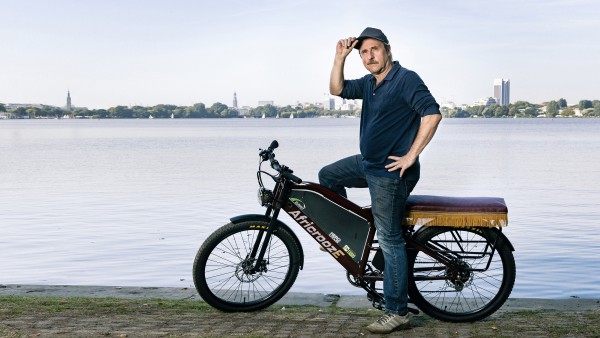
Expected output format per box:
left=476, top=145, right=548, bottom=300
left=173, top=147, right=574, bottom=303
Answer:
left=358, top=38, right=391, bottom=76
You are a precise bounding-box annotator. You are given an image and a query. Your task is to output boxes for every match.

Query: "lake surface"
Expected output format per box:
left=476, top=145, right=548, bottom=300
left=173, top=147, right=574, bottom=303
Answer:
left=1, top=118, right=599, bottom=299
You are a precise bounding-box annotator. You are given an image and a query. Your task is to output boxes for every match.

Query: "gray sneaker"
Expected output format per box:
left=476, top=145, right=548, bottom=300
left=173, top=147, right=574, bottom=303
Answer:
left=366, top=312, right=411, bottom=334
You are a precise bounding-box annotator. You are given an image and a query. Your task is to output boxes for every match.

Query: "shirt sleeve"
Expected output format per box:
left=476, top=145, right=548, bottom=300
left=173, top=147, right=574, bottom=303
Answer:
left=340, top=76, right=367, bottom=100
left=402, top=71, right=441, bottom=117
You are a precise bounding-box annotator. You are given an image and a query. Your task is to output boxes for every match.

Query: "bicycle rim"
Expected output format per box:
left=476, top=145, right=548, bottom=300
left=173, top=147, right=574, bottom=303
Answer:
left=195, top=221, right=300, bottom=311
left=409, top=226, right=515, bottom=322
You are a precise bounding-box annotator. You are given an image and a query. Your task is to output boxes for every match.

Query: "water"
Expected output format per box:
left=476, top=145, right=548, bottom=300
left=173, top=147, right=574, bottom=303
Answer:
left=1, top=118, right=599, bottom=299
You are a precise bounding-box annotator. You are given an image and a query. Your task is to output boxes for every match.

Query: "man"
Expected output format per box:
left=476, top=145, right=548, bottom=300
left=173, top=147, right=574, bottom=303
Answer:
left=319, top=27, right=442, bottom=334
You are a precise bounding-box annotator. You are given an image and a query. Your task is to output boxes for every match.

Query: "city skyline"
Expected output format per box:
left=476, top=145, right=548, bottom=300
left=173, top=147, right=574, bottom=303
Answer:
left=494, top=79, right=511, bottom=106
left=4, top=80, right=595, bottom=112
left=2, top=1, right=599, bottom=109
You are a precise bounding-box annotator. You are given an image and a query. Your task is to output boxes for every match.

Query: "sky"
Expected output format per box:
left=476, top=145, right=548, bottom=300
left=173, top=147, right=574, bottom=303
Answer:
left=1, top=0, right=599, bottom=109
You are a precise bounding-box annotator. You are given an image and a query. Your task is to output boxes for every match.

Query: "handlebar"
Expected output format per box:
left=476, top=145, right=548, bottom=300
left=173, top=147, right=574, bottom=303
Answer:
left=282, top=171, right=302, bottom=183
left=259, top=140, right=302, bottom=184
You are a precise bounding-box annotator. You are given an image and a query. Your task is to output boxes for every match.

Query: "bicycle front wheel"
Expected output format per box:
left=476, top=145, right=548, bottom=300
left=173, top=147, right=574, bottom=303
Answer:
left=408, top=226, right=515, bottom=322
left=193, top=220, right=301, bottom=312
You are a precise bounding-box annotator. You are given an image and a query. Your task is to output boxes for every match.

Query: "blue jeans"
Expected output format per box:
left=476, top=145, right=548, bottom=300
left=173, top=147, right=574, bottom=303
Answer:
left=318, top=154, right=417, bottom=315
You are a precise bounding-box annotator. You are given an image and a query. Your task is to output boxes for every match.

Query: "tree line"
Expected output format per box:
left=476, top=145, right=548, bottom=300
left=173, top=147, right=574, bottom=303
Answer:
left=2, top=99, right=600, bottom=119
left=0, top=102, right=356, bottom=119
left=445, top=99, right=600, bottom=118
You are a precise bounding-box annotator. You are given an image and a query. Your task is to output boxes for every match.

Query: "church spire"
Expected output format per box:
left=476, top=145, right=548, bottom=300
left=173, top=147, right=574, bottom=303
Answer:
left=233, top=91, right=238, bottom=109
left=66, top=90, right=72, bottom=111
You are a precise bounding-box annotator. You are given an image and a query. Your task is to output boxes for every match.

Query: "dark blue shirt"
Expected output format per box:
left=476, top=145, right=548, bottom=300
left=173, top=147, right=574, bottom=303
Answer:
left=340, top=61, right=440, bottom=181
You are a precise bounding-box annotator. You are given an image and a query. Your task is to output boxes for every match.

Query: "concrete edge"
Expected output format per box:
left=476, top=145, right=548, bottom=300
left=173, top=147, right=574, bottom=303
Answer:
left=1, top=284, right=599, bottom=312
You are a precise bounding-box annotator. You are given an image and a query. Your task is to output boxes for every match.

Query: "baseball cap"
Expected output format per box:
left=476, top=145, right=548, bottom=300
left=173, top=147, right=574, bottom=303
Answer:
left=355, top=27, right=389, bottom=49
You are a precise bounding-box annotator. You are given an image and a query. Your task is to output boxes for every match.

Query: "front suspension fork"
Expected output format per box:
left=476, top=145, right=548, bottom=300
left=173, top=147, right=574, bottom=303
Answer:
left=248, top=181, right=291, bottom=273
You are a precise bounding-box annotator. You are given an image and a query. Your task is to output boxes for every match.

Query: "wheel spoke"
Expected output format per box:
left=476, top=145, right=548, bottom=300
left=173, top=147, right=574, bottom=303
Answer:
left=410, top=227, right=514, bottom=321
left=194, top=222, right=299, bottom=310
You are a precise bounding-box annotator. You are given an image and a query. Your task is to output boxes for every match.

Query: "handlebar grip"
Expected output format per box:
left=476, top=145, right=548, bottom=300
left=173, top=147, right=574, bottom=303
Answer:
left=259, top=140, right=279, bottom=161
left=268, top=140, right=279, bottom=150
left=282, top=171, right=302, bottom=184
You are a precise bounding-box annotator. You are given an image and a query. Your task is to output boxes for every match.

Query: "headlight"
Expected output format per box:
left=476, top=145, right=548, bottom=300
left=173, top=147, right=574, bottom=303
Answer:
left=257, top=188, right=274, bottom=207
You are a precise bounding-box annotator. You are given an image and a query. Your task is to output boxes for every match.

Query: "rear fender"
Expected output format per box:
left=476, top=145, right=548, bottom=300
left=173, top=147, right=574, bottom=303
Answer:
left=230, top=214, right=304, bottom=269
left=488, top=227, right=515, bottom=252
left=411, top=226, right=515, bottom=252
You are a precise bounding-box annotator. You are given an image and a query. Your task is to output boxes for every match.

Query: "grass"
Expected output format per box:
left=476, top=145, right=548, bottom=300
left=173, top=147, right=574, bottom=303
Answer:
left=0, top=295, right=371, bottom=318
left=2, top=296, right=599, bottom=337
left=0, top=295, right=213, bottom=316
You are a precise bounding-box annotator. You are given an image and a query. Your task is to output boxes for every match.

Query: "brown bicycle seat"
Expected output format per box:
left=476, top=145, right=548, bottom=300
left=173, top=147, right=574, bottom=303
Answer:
left=404, top=195, right=508, bottom=227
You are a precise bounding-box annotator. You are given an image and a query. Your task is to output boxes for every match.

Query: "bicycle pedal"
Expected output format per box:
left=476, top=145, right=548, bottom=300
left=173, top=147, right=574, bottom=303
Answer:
left=366, top=292, right=383, bottom=302
left=371, top=299, right=385, bottom=311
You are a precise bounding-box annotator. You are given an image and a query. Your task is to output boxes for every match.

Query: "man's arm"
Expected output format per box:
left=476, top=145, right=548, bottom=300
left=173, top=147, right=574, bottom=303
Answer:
left=330, top=37, right=358, bottom=95
left=386, top=113, right=442, bottom=177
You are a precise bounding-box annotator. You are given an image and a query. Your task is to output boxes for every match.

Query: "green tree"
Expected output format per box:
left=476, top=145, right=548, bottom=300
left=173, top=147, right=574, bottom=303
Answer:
left=464, top=105, right=485, bottom=117
left=585, top=101, right=600, bottom=117
left=13, top=107, right=27, bottom=118
left=208, top=102, right=228, bottom=117
left=172, top=106, right=186, bottom=118
left=0, top=103, right=6, bottom=112
left=592, top=101, right=600, bottom=116
left=512, top=101, right=532, bottom=110
left=546, top=101, right=559, bottom=117
left=558, top=98, right=567, bottom=108
left=130, top=106, right=148, bottom=119
left=281, top=105, right=297, bottom=113
left=481, top=106, right=494, bottom=118
left=252, top=104, right=278, bottom=118
left=561, top=107, right=575, bottom=117
left=498, top=105, right=509, bottom=117
left=186, top=103, right=208, bottom=118
left=26, top=107, right=41, bottom=118
left=523, top=107, right=539, bottom=117
left=108, top=105, right=133, bottom=118
left=94, top=109, right=109, bottom=118
left=73, top=108, right=90, bottom=117
left=453, top=108, right=470, bottom=118
left=150, top=104, right=178, bottom=118
left=582, top=109, right=597, bottom=117
left=220, top=108, right=239, bottom=117
left=579, top=100, right=593, bottom=110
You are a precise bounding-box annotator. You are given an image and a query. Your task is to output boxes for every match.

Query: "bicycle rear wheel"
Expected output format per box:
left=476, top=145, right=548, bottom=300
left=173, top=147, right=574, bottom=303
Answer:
left=408, top=226, right=515, bottom=322
left=193, top=220, right=301, bottom=312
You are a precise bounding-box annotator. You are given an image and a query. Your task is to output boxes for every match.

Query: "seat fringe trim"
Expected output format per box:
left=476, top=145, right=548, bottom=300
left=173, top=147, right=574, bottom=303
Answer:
left=404, top=211, right=508, bottom=227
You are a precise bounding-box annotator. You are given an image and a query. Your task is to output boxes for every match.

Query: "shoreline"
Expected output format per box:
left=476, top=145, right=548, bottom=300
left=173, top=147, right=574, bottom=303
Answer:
left=3, top=284, right=599, bottom=337
left=2, top=284, right=599, bottom=312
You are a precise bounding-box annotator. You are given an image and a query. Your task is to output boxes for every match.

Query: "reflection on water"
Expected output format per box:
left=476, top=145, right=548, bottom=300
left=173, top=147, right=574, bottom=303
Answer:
left=1, top=118, right=599, bottom=298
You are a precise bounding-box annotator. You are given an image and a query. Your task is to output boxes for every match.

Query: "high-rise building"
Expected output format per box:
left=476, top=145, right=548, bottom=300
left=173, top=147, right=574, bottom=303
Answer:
left=323, top=98, right=335, bottom=110
left=493, top=79, right=510, bottom=106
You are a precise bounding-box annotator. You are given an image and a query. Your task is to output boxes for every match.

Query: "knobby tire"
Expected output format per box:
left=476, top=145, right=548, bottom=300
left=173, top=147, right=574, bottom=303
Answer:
left=193, top=220, right=301, bottom=312
left=407, top=226, right=515, bottom=322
